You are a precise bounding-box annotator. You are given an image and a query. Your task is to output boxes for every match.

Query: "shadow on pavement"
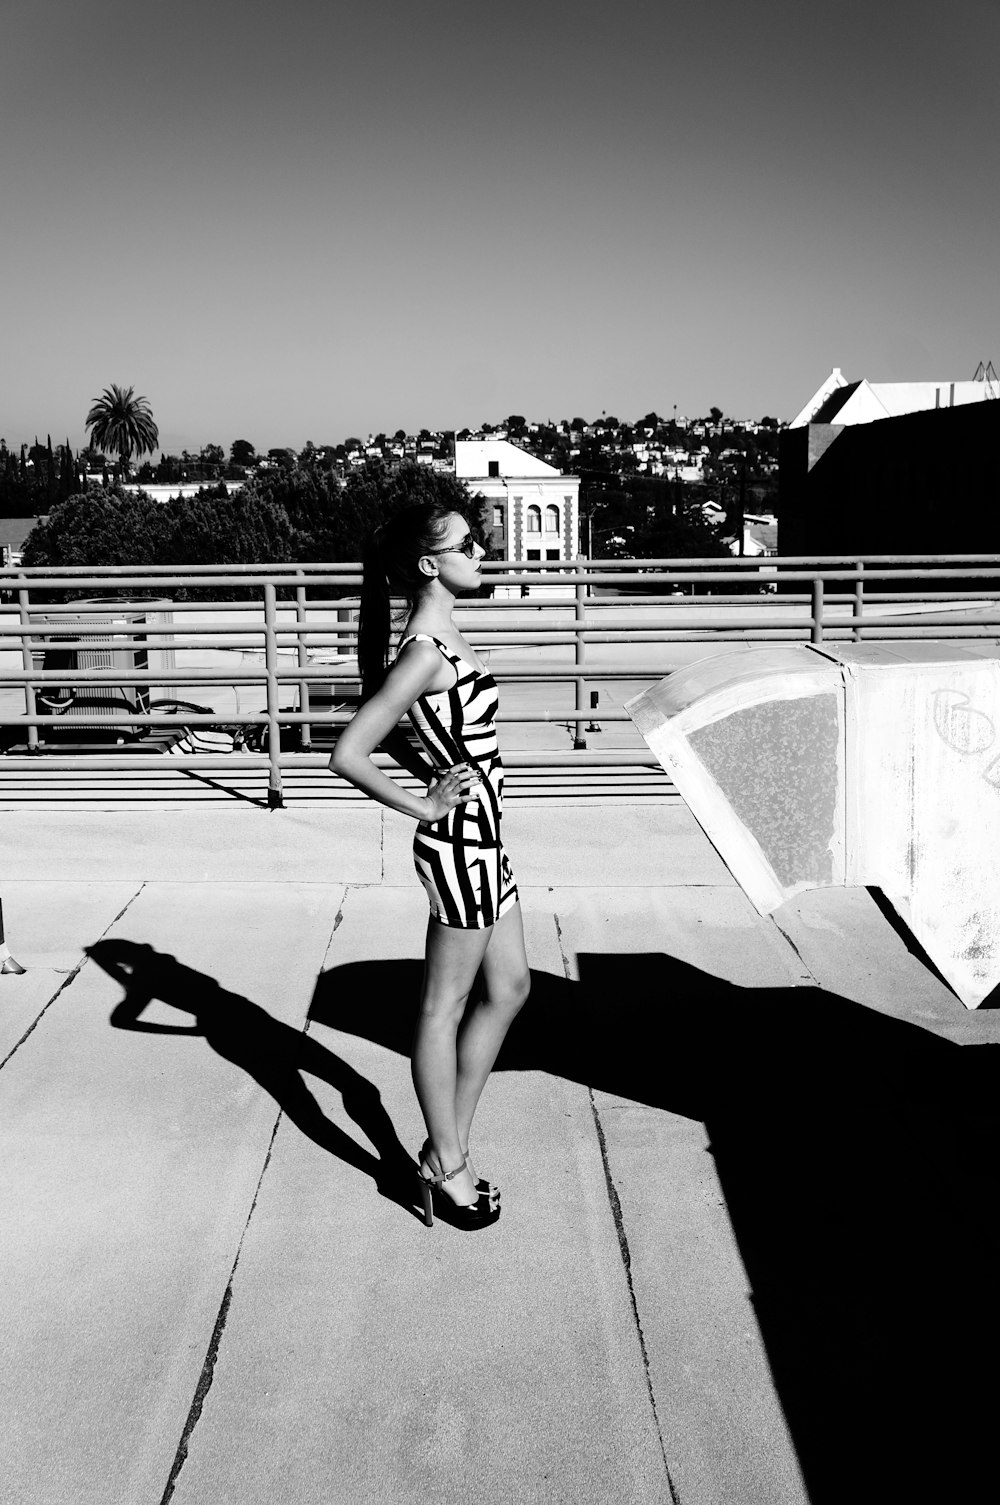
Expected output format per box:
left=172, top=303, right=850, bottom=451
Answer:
left=311, top=951, right=1000, bottom=1504
left=86, top=939, right=418, bottom=1216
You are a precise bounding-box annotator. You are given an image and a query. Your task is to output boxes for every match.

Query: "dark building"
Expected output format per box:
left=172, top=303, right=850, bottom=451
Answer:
left=779, top=392, right=1000, bottom=557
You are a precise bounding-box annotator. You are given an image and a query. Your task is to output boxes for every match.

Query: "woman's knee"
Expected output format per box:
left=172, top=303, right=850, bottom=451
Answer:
left=417, top=989, right=471, bottom=1034
left=489, top=969, right=531, bottom=1017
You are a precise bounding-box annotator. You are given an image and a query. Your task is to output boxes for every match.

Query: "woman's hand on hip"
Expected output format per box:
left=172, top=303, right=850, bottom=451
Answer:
left=420, top=764, right=476, bottom=822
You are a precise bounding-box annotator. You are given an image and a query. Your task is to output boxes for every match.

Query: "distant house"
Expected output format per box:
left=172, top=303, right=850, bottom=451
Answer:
left=455, top=440, right=580, bottom=564
left=0, top=516, right=40, bottom=566
left=743, top=520, right=779, bottom=556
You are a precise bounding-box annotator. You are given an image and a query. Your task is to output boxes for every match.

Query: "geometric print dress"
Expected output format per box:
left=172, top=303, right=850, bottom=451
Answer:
left=396, top=633, right=518, bottom=929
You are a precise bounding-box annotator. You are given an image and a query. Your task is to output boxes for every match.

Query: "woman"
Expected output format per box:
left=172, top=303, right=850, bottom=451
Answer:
left=330, top=502, right=530, bottom=1230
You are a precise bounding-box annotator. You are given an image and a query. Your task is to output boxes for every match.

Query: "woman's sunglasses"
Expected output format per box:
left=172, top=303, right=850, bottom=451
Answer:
left=425, top=533, right=478, bottom=558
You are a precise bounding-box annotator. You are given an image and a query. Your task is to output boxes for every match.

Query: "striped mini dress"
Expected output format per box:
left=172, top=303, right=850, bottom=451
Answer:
left=397, top=633, right=518, bottom=930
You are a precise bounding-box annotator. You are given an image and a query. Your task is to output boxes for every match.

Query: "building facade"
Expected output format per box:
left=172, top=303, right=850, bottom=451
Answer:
left=455, top=440, right=580, bottom=563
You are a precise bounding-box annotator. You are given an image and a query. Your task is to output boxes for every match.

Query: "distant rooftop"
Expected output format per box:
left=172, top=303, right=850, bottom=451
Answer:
left=790, top=366, right=999, bottom=428
left=0, top=516, right=39, bottom=550
left=455, top=439, right=564, bottom=479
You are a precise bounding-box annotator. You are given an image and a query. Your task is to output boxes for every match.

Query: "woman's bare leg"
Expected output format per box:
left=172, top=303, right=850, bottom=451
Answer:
left=455, top=901, right=531, bottom=1153
left=412, top=918, right=492, bottom=1206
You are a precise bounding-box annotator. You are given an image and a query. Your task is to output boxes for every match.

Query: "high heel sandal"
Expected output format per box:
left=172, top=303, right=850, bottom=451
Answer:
left=463, top=1146, right=500, bottom=1202
left=416, top=1157, right=501, bottom=1231
left=419, top=1138, right=499, bottom=1202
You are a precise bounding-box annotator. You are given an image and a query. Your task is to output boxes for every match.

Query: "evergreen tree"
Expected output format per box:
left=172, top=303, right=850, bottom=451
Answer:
left=60, top=439, right=75, bottom=501
left=46, top=434, right=58, bottom=505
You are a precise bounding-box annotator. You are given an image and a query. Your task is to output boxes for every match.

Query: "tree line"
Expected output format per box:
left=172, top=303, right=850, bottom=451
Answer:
left=0, top=437, right=81, bottom=515
left=18, top=462, right=486, bottom=592
left=5, top=383, right=766, bottom=571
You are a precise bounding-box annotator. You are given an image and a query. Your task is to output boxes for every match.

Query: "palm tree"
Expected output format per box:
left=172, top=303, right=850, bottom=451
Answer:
left=84, top=384, right=159, bottom=477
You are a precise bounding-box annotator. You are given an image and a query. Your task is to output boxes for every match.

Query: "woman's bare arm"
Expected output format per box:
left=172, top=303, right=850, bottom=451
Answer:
left=329, top=644, right=471, bottom=820
left=376, top=725, right=435, bottom=784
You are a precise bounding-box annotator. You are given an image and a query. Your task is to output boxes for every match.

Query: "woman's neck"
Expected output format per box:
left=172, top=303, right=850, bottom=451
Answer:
left=410, top=581, right=457, bottom=633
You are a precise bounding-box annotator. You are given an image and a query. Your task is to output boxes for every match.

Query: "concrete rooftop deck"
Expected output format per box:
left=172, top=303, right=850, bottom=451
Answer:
left=2, top=800, right=999, bottom=1504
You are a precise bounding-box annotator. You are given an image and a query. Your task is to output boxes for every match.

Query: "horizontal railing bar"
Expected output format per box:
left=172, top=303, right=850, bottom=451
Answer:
left=0, top=619, right=750, bottom=641
left=0, top=750, right=662, bottom=771
left=0, top=615, right=819, bottom=639
left=2, top=611, right=988, bottom=645
left=2, top=613, right=990, bottom=647
left=0, top=562, right=361, bottom=577
left=10, top=566, right=1000, bottom=592
left=0, top=622, right=355, bottom=639
left=0, top=600, right=346, bottom=615
left=0, top=666, right=671, bottom=688
left=0, top=707, right=637, bottom=727
left=0, top=595, right=820, bottom=620
left=1, top=670, right=269, bottom=683
left=838, top=624, right=1000, bottom=636
left=6, top=551, right=1000, bottom=578
left=1, top=713, right=267, bottom=727
left=4, top=592, right=999, bottom=623
left=1, top=666, right=659, bottom=685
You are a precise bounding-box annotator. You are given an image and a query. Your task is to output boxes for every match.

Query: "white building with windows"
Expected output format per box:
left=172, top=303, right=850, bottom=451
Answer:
left=454, top=440, right=580, bottom=564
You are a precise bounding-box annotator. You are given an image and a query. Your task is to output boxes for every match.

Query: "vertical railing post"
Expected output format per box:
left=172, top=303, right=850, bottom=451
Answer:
left=263, top=582, right=284, bottom=808
left=295, top=579, right=311, bottom=751
left=573, top=570, right=587, bottom=750
left=853, top=561, right=864, bottom=640
left=17, top=582, right=39, bottom=753
left=811, top=576, right=824, bottom=644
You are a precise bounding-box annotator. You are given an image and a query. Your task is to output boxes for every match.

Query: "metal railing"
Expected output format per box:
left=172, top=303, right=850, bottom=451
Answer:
left=3, top=554, right=1000, bottom=806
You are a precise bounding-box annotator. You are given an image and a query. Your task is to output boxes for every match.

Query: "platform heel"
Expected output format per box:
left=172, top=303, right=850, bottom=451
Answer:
left=416, top=1155, right=501, bottom=1231
left=420, top=1138, right=499, bottom=1203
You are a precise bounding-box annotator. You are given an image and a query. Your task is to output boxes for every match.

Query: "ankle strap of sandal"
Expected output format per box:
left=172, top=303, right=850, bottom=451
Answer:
left=422, top=1159, right=466, bottom=1185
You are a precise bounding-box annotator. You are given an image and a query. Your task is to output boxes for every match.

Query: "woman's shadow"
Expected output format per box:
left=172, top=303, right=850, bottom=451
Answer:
left=87, top=938, right=417, bottom=1214
left=310, top=950, right=1000, bottom=1505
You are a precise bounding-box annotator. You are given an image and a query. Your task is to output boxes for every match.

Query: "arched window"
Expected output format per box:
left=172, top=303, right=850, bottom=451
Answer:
left=545, top=504, right=560, bottom=533
left=527, top=505, right=541, bottom=533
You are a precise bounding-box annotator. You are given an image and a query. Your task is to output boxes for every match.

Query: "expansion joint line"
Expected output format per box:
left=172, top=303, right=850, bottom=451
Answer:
left=587, top=1086, right=681, bottom=1505
left=0, top=882, right=146, bottom=1073
left=159, top=1104, right=284, bottom=1505
left=161, top=885, right=344, bottom=1499
left=554, top=907, right=680, bottom=1502
left=767, top=911, right=819, bottom=986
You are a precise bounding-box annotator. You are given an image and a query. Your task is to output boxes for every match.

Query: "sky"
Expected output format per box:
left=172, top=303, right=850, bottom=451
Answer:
left=3, top=0, right=999, bottom=455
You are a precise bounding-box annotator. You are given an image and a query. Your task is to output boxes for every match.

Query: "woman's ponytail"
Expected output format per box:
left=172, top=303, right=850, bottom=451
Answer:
left=358, top=526, right=391, bottom=701
left=356, top=501, right=455, bottom=699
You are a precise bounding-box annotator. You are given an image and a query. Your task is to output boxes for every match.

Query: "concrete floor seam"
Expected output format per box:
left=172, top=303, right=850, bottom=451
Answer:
left=587, top=1086, right=681, bottom=1505
left=550, top=909, right=680, bottom=1502
left=159, top=1103, right=285, bottom=1505
left=552, top=909, right=572, bottom=982
left=768, top=912, right=820, bottom=986
left=0, top=881, right=146, bottom=1072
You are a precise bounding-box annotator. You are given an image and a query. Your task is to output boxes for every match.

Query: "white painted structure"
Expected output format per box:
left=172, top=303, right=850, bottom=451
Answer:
left=455, top=440, right=580, bottom=563
left=790, top=367, right=997, bottom=428
left=629, top=642, right=1000, bottom=1008
left=121, top=483, right=245, bottom=503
